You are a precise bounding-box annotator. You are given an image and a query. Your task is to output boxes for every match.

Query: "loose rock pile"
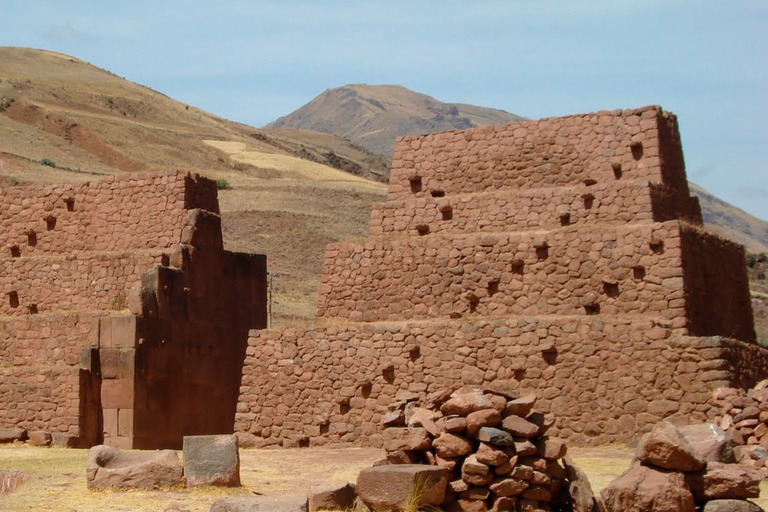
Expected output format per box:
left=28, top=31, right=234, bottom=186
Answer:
left=714, top=380, right=768, bottom=476
left=364, top=385, right=597, bottom=512
left=601, top=420, right=763, bottom=512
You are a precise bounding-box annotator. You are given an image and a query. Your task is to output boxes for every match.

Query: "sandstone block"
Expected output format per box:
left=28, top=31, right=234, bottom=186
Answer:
left=383, top=427, right=431, bottom=452
left=489, top=477, right=528, bottom=497
left=0, top=427, right=26, bottom=443
left=636, top=421, right=705, bottom=472
left=685, top=462, right=761, bottom=501
left=307, top=482, right=356, bottom=512
left=537, top=437, right=567, bottom=460
left=476, top=442, right=509, bottom=466
left=502, top=416, right=539, bottom=438
left=51, top=432, right=78, bottom=448
left=504, top=394, right=537, bottom=418
left=356, top=465, right=449, bottom=511
left=183, top=434, right=240, bottom=487
left=466, top=409, right=502, bottom=437
left=211, top=495, right=307, bottom=512
left=86, top=444, right=182, bottom=489
left=701, top=500, right=766, bottom=512
left=441, top=390, right=495, bottom=416
left=28, top=431, right=51, bottom=447
left=601, top=463, right=695, bottom=512
left=678, top=423, right=735, bottom=463
left=562, top=456, right=597, bottom=512
left=433, top=433, right=473, bottom=458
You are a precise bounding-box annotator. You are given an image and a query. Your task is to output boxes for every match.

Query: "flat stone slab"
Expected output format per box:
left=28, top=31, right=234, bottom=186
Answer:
left=0, top=428, right=26, bottom=444
left=308, top=482, right=356, bottom=511
left=357, top=465, right=449, bottom=511
left=183, top=434, right=240, bottom=487
left=210, top=495, right=307, bottom=512
left=86, top=444, right=182, bottom=489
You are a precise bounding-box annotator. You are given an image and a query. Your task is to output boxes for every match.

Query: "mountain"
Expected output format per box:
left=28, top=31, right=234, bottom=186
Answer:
left=0, top=47, right=389, bottom=325
left=266, top=84, right=526, bottom=156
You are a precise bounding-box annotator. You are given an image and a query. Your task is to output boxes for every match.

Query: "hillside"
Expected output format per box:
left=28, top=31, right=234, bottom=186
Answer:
left=0, top=47, right=388, bottom=325
left=266, top=84, right=526, bottom=155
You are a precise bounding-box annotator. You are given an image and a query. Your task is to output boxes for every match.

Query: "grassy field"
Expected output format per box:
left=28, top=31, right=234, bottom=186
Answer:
left=0, top=445, right=765, bottom=511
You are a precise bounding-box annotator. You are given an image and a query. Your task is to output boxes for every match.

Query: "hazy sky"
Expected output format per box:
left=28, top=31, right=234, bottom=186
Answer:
left=2, top=1, right=767, bottom=221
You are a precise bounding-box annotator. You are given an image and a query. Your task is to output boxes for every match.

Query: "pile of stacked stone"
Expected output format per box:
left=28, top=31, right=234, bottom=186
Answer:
left=601, top=420, right=763, bottom=512
left=713, top=380, right=768, bottom=476
left=369, top=385, right=597, bottom=512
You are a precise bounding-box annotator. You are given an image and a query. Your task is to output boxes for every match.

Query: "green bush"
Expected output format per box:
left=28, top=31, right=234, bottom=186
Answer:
left=40, top=158, right=56, bottom=168
left=0, top=97, right=14, bottom=112
left=215, top=179, right=231, bottom=190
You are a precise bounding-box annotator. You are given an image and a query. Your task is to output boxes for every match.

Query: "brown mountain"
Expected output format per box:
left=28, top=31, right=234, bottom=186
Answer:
left=265, top=84, right=526, bottom=156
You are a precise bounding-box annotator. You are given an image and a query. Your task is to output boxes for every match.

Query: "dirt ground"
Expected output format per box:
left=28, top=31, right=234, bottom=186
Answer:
left=0, top=444, right=766, bottom=511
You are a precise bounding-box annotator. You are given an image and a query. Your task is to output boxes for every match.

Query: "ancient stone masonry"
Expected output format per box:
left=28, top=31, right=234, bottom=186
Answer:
left=235, top=106, right=767, bottom=448
left=0, top=171, right=267, bottom=449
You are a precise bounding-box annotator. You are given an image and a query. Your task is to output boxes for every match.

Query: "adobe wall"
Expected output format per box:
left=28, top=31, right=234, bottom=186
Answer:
left=0, top=170, right=267, bottom=448
left=235, top=321, right=746, bottom=448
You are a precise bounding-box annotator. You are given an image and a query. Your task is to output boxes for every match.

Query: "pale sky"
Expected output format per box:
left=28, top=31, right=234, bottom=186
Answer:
left=1, top=1, right=767, bottom=222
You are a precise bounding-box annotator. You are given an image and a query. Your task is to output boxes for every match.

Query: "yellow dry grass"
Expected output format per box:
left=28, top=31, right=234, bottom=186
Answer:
left=203, top=140, right=379, bottom=186
left=1, top=444, right=765, bottom=511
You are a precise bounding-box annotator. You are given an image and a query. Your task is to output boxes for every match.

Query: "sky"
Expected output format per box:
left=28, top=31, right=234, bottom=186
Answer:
left=1, top=1, right=767, bottom=221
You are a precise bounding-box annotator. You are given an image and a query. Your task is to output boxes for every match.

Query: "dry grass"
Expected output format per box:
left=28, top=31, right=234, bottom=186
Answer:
left=0, top=444, right=765, bottom=511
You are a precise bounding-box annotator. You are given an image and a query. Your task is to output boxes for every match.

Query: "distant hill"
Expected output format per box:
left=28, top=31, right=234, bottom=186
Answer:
left=266, top=84, right=526, bottom=156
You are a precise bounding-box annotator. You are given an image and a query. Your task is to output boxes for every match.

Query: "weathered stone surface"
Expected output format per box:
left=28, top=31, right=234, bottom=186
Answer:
left=86, top=445, right=182, bottom=489
left=685, top=462, right=761, bottom=501
left=482, top=380, right=520, bottom=400
left=183, top=434, right=240, bottom=487
left=537, top=437, right=567, bottom=460
left=476, top=442, right=509, bottom=466
left=466, top=409, right=502, bottom=437
left=381, top=410, right=405, bottom=427
left=601, top=463, right=695, bottom=512
left=701, top=500, right=766, bottom=512
left=386, top=450, right=420, bottom=465
left=27, top=431, right=51, bottom=447
left=501, top=416, right=539, bottom=438
left=51, top=432, right=78, bottom=448
left=382, top=427, right=431, bottom=452
left=307, top=482, right=356, bottom=512
left=356, top=465, right=449, bottom=511
left=504, top=394, right=537, bottom=418
left=489, top=477, right=528, bottom=497
left=440, top=417, right=468, bottom=434
left=0, top=428, right=26, bottom=443
left=678, top=423, right=735, bottom=463
left=211, top=495, right=307, bottom=512
left=441, top=391, right=495, bottom=416
left=476, top=427, right=514, bottom=446
left=562, top=455, right=597, bottom=512
left=636, top=421, right=705, bottom=472
left=433, top=433, right=473, bottom=458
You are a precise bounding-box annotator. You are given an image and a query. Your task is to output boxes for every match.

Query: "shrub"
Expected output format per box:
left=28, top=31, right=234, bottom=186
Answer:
left=215, top=179, right=231, bottom=190
left=748, top=255, right=757, bottom=268
left=40, top=158, right=56, bottom=168
left=759, top=272, right=766, bottom=281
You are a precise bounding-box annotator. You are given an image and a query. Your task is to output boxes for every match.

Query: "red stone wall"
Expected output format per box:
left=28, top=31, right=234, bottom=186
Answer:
left=235, top=105, right=764, bottom=447
left=236, top=321, right=738, bottom=448
left=388, top=106, right=675, bottom=200
left=319, top=222, right=688, bottom=325
left=0, top=170, right=267, bottom=448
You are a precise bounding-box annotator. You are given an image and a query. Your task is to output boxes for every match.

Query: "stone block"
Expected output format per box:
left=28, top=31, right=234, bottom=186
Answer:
left=356, top=465, right=449, bottom=511
left=307, top=482, right=356, bottom=512
left=86, top=444, right=182, bottom=489
left=28, top=431, right=51, bottom=446
left=183, top=434, right=240, bottom=487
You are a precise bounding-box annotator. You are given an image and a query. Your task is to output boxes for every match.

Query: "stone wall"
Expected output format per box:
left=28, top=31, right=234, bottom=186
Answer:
left=0, top=170, right=267, bottom=448
left=236, top=322, right=749, bottom=448
left=235, top=106, right=764, bottom=447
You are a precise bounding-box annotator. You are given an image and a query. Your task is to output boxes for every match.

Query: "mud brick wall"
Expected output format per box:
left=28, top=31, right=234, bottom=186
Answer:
left=319, top=221, right=690, bottom=326
left=0, top=171, right=210, bottom=256
left=718, top=338, right=768, bottom=390
left=680, top=226, right=756, bottom=342
left=370, top=181, right=699, bottom=239
left=388, top=106, right=692, bottom=201
left=236, top=319, right=740, bottom=448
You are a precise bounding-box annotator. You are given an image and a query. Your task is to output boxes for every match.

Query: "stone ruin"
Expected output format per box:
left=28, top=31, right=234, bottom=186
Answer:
left=235, top=105, right=768, bottom=448
left=0, top=170, right=267, bottom=449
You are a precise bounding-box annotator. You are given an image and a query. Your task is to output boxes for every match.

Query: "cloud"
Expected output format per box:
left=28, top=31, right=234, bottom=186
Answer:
left=43, top=24, right=89, bottom=42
